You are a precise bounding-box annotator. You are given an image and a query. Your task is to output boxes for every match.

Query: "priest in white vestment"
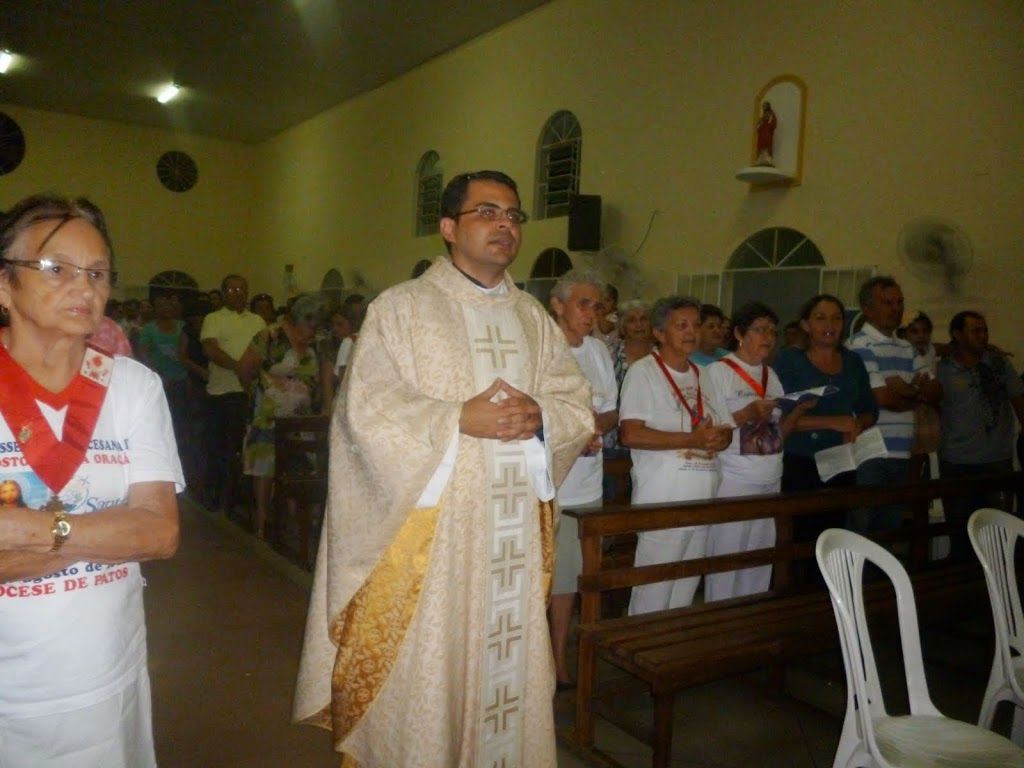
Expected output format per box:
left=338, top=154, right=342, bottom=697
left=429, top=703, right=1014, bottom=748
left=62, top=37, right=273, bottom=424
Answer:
left=294, top=171, right=594, bottom=768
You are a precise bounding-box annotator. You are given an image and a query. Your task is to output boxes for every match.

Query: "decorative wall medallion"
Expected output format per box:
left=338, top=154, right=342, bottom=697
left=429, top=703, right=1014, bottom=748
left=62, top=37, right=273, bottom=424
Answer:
left=0, top=112, right=27, bottom=176
left=156, top=150, right=199, bottom=192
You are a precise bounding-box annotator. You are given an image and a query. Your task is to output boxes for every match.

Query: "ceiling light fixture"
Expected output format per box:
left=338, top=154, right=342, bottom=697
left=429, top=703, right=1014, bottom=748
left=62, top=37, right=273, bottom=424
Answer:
left=156, top=83, right=180, bottom=104
left=0, top=51, right=13, bottom=74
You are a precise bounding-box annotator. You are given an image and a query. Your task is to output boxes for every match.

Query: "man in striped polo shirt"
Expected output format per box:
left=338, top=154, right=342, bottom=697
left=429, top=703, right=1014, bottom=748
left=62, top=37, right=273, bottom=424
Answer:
left=847, top=276, right=937, bottom=532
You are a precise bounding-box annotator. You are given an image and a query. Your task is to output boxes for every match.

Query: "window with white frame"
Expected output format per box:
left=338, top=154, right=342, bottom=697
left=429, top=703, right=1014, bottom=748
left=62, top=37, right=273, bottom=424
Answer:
left=676, top=273, right=722, bottom=306
left=675, top=230, right=877, bottom=330
left=535, top=111, right=581, bottom=220
left=415, top=151, right=442, bottom=237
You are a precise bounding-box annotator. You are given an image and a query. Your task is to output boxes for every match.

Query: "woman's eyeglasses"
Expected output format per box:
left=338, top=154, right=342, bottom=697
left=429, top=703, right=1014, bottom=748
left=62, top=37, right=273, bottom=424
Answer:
left=3, top=257, right=117, bottom=287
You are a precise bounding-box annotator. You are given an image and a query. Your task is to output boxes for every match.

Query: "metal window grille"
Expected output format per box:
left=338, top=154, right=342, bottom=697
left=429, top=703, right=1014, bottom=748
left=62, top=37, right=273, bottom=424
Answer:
left=535, top=111, right=581, bottom=220
left=415, top=151, right=442, bottom=237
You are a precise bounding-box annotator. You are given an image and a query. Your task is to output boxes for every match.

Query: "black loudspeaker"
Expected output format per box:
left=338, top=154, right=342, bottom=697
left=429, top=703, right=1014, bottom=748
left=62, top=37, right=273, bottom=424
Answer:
left=568, top=194, right=602, bottom=251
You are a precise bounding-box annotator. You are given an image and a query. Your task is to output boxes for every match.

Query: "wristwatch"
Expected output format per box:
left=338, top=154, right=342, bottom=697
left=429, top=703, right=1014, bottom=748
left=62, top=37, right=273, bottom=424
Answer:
left=49, top=507, right=72, bottom=553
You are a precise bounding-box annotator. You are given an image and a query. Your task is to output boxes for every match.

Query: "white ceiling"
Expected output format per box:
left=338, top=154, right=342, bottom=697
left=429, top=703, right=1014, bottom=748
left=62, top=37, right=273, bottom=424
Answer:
left=0, top=0, right=550, bottom=143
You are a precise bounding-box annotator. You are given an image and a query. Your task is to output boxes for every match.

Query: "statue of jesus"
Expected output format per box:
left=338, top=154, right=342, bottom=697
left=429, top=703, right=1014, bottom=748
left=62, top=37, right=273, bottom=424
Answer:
left=755, top=101, right=777, bottom=166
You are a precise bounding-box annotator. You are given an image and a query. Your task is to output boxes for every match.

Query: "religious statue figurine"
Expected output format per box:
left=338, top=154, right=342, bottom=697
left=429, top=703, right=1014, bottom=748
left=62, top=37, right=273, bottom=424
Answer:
left=755, top=101, right=777, bottom=166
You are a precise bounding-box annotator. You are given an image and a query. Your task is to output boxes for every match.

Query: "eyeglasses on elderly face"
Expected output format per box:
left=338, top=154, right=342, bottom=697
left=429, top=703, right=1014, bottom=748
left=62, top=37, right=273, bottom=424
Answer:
left=452, top=204, right=528, bottom=225
left=3, top=257, right=117, bottom=287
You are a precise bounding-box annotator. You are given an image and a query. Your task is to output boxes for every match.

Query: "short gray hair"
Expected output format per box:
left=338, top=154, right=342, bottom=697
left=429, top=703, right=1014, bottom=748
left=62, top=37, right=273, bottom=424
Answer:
left=288, top=293, right=326, bottom=326
left=617, top=299, right=650, bottom=332
left=650, top=295, right=701, bottom=332
left=549, top=268, right=605, bottom=305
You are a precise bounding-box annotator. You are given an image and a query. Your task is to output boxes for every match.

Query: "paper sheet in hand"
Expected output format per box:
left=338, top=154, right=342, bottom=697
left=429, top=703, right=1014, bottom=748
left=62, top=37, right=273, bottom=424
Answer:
left=777, top=385, right=838, bottom=415
left=814, top=426, right=888, bottom=482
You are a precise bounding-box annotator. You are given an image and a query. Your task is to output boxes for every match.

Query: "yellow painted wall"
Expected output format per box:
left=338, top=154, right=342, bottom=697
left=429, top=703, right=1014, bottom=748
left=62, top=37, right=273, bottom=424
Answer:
left=254, top=0, right=1023, bottom=353
left=2, top=1, right=1020, bottom=353
left=0, top=104, right=257, bottom=295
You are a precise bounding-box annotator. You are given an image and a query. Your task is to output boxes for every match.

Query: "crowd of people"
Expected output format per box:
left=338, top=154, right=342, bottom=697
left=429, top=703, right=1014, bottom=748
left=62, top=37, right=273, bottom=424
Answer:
left=549, top=269, right=1024, bottom=634
left=2, top=174, right=1021, bottom=767
left=96, top=282, right=367, bottom=539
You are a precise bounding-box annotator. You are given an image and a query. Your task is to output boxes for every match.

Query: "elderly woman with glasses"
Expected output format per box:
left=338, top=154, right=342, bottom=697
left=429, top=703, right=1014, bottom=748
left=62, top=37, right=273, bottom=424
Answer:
left=703, top=302, right=815, bottom=601
left=0, top=195, right=182, bottom=767
left=237, top=293, right=324, bottom=540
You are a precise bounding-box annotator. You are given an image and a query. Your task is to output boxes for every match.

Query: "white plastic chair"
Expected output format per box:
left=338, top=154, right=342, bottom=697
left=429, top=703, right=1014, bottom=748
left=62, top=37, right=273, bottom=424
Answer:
left=816, top=528, right=1024, bottom=767
left=969, top=507, right=1024, bottom=745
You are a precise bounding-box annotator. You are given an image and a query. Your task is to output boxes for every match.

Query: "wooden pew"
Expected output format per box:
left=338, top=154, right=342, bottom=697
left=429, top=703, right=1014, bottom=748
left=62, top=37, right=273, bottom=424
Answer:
left=564, top=471, right=1024, bottom=768
left=270, top=414, right=330, bottom=569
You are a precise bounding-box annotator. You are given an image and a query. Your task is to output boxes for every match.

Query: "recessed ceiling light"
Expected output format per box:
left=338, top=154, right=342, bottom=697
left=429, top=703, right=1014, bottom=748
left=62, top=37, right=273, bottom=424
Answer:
left=0, top=51, right=13, bottom=75
left=156, top=83, right=180, bottom=104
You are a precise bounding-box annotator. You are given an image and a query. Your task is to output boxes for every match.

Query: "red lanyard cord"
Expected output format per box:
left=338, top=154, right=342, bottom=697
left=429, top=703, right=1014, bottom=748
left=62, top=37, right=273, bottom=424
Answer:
left=720, top=357, right=769, bottom=399
left=652, top=351, right=703, bottom=426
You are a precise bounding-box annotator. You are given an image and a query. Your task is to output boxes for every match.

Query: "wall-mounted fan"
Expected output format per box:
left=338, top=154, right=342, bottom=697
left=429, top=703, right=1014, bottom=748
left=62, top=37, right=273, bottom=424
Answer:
left=585, top=245, right=646, bottom=300
left=897, top=216, right=973, bottom=294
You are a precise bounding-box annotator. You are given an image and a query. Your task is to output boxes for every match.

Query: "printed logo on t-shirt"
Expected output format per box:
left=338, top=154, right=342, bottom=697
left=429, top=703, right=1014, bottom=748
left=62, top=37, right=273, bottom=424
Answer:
left=0, top=451, right=131, bottom=599
left=739, top=421, right=782, bottom=456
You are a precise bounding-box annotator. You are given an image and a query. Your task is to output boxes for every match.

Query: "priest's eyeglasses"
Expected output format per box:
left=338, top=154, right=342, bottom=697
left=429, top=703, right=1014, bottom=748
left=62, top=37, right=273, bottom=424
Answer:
left=452, top=205, right=529, bottom=225
left=3, top=257, right=118, bottom=287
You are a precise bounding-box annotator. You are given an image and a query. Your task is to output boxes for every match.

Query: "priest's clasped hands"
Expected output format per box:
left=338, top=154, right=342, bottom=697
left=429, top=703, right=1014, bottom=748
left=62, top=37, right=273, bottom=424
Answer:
left=459, top=378, right=543, bottom=442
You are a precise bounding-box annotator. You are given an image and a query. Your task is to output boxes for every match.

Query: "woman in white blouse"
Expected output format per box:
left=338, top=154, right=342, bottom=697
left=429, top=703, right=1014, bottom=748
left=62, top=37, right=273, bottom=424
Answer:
left=704, top=302, right=812, bottom=601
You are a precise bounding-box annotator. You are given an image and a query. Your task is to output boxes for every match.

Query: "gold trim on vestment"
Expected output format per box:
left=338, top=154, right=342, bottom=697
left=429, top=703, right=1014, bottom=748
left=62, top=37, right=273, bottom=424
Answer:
left=539, top=500, right=555, bottom=603
left=328, top=503, right=442, bottom=744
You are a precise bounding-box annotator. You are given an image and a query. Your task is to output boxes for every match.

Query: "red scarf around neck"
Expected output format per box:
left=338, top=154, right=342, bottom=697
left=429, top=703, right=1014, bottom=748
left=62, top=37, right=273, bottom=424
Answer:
left=0, top=343, right=113, bottom=493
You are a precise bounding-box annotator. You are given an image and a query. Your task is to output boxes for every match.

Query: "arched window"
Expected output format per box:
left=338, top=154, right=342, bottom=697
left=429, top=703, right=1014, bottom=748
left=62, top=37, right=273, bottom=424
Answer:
left=727, top=226, right=825, bottom=270
left=525, top=247, right=573, bottom=306
left=677, top=226, right=872, bottom=331
left=147, top=270, right=198, bottom=300
left=415, top=151, right=443, bottom=237
left=723, top=227, right=826, bottom=328
left=535, top=111, right=581, bottom=220
left=530, top=247, right=574, bottom=279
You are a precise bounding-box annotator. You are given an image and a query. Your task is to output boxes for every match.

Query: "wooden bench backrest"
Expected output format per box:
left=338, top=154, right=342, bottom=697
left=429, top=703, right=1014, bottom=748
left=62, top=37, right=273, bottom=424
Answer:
left=566, top=469, right=1024, bottom=623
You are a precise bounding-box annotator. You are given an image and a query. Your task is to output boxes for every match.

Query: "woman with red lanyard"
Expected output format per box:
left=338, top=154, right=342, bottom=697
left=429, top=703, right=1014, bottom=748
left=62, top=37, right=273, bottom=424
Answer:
left=0, top=195, right=182, bottom=767
left=619, top=295, right=732, bottom=615
left=704, top=302, right=815, bottom=601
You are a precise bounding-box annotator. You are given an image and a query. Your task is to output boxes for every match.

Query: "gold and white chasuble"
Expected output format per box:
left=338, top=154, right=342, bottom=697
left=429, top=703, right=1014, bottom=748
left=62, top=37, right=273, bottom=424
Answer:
left=294, top=257, right=593, bottom=768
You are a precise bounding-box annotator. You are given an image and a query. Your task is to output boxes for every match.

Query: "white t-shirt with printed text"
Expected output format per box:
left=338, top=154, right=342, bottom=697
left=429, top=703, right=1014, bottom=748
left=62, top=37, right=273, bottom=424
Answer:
left=704, top=353, right=785, bottom=485
left=0, top=357, right=184, bottom=719
left=557, top=336, right=617, bottom=507
left=619, top=354, right=720, bottom=504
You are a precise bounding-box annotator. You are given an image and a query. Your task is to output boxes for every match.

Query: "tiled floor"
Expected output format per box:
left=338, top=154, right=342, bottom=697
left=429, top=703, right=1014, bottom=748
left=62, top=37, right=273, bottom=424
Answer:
left=145, top=495, right=1011, bottom=767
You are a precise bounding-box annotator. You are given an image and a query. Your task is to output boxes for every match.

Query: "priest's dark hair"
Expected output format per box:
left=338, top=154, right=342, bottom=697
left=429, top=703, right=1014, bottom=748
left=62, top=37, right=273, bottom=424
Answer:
left=440, top=170, right=520, bottom=221
left=439, top=171, right=521, bottom=255
left=0, top=194, right=114, bottom=283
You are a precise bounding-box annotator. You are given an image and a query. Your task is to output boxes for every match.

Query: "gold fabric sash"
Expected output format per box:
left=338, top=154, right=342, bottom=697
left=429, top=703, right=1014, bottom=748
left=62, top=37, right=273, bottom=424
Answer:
left=539, top=499, right=555, bottom=603
left=327, top=503, right=442, bottom=746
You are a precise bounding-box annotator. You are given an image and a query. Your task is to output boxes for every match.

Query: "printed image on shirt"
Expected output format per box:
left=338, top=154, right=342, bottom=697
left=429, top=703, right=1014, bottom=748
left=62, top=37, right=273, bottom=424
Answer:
left=0, top=472, right=51, bottom=509
left=739, top=420, right=782, bottom=456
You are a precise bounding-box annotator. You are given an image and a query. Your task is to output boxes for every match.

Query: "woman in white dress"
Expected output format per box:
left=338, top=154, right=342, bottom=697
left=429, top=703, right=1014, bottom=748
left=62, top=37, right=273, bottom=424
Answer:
left=619, top=295, right=732, bottom=614
left=548, top=270, right=617, bottom=687
left=704, top=301, right=813, bottom=601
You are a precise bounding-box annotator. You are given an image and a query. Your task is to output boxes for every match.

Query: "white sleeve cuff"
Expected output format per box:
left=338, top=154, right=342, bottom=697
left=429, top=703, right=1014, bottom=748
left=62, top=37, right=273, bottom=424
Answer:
left=522, top=411, right=554, bottom=502
left=415, top=425, right=459, bottom=508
